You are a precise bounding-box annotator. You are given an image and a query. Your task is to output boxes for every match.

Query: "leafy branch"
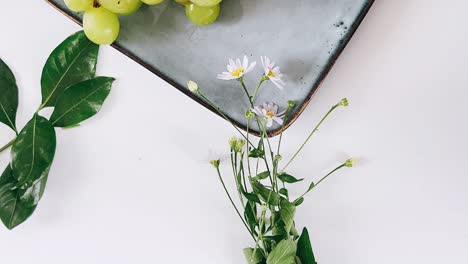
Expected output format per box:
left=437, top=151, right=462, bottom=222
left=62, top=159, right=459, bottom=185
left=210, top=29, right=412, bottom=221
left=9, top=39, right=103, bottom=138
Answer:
left=0, top=31, right=114, bottom=229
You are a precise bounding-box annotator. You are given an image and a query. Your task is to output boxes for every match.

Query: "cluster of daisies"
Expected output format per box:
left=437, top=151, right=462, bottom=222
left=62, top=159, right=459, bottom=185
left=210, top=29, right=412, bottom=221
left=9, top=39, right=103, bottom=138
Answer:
left=189, top=56, right=287, bottom=128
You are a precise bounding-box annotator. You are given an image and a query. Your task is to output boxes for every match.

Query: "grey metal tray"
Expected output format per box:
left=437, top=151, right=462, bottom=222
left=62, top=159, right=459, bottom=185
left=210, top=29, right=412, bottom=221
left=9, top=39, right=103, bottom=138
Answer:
left=46, top=0, right=374, bottom=135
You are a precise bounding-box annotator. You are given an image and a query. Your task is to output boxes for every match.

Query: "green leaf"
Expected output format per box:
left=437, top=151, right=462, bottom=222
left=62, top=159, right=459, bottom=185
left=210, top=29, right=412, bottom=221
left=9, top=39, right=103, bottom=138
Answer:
left=243, top=191, right=261, bottom=204
left=244, top=201, right=258, bottom=235
left=0, top=58, right=18, bottom=132
left=254, top=171, right=270, bottom=181
left=279, top=188, right=288, bottom=197
left=243, top=248, right=265, bottom=264
left=41, top=31, right=99, bottom=108
left=0, top=165, right=37, bottom=230
left=307, top=182, right=315, bottom=192
left=266, top=239, right=297, bottom=264
left=18, top=175, right=49, bottom=207
left=249, top=148, right=265, bottom=158
left=297, top=228, right=317, bottom=264
left=50, top=77, right=114, bottom=127
left=293, top=197, right=305, bottom=207
left=11, top=115, right=56, bottom=186
left=278, top=173, right=303, bottom=184
left=251, top=181, right=280, bottom=206
left=280, top=199, right=296, bottom=233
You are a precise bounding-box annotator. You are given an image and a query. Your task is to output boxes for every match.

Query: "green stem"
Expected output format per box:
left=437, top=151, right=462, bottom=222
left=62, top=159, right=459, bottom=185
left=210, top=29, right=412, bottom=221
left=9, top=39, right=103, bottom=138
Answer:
left=0, top=138, right=16, bottom=153
left=216, top=167, right=255, bottom=241
left=252, top=79, right=266, bottom=103
left=298, top=164, right=346, bottom=199
left=240, top=78, right=254, bottom=108
left=281, top=104, right=340, bottom=173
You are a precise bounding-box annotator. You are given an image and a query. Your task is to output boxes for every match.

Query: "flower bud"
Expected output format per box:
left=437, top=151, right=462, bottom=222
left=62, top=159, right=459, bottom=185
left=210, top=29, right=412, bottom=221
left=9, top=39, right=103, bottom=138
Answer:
left=339, top=98, right=349, bottom=107
left=287, top=100, right=297, bottom=109
left=245, top=109, right=255, bottom=119
left=235, top=139, right=246, bottom=153
left=274, top=154, right=282, bottom=162
left=229, top=137, right=238, bottom=150
left=187, top=80, right=199, bottom=94
left=344, top=158, right=358, bottom=167
left=210, top=159, right=220, bottom=168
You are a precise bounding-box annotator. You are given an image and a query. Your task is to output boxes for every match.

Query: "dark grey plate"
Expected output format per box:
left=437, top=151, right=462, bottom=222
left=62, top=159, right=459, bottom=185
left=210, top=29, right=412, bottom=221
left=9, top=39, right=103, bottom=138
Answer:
left=46, top=0, right=374, bottom=135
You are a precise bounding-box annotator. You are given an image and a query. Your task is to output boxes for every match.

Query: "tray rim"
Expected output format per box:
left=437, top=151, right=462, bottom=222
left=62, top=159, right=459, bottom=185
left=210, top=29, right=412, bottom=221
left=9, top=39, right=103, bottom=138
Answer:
left=44, top=0, right=375, bottom=137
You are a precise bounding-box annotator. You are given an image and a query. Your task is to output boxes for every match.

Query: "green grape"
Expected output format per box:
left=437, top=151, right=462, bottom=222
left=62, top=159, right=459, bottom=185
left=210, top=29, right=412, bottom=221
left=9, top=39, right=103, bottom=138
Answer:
left=141, top=0, right=165, bottom=5
left=185, top=3, right=220, bottom=26
left=64, top=0, right=93, bottom=12
left=190, top=0, right=222, bottom=7
left=174, top=0, right=190, bottom=5
left=83, top=7, right=120, bottom=45
left=99, top=0, right=143, bottom=15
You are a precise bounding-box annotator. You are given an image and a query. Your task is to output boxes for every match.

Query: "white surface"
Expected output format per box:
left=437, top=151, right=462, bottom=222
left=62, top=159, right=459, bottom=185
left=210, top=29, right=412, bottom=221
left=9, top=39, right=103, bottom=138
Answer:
left=0, top=1, right=467, bottom=263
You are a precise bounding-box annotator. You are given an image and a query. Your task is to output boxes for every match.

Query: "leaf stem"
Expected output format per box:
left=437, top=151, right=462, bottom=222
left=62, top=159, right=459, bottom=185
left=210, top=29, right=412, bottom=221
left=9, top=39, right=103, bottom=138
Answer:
left=0, top=137, right=16, bottom=153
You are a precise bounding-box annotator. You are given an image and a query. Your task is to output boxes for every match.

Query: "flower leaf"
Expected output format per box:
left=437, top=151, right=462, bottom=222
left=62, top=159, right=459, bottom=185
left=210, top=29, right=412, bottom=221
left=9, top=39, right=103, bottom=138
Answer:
left=11, top=115, right=56, bottom=186
left=254, top=171, right=270, bottom=181
left=50, top=77, right=114, bottom=127
left=243, top=247, right=265, bottom=264
left=251, top=181, right=281, bottom=206
left=266, top=239, right=297, bottom=264
left=249, top=148, right=265, bottom=158
left=280, top=199, right=296, bottom=234
left=297, top=228, right=317, bottom=264
left=0, top=58, right=18, bottom=132
left=41, top=31, right=99, bottom=108
left=279, top=188, right=288, bottom=198
left=243, top=191, right=261, bottom=204
left=0, top=165, right=37, bottom=230
left=278, top=173, right=303, bottom=184
left=244, top=201, right=258, bottom=236
left=293, top=197, right=305, bottom=207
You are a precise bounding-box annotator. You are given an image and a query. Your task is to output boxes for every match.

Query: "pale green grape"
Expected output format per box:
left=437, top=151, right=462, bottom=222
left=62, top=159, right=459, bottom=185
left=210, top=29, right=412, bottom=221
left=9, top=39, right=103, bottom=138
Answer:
left=141, top=0, right=165, bottom=5
left=64, top=0, right=93, bottom=12
left=83, top=7, right=120, bottom=45
left=173, top=0, right=190, bottom=5
left=99, top=0, right=143, bottom=15
left=185, top=3, right=220, bottom=26
left=190, top=0, right=222, bottom=7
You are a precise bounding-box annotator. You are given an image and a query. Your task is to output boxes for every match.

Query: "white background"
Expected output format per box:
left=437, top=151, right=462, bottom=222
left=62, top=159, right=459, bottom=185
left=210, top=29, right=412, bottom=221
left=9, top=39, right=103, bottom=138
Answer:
left=1, top=1, right=467, bottom=263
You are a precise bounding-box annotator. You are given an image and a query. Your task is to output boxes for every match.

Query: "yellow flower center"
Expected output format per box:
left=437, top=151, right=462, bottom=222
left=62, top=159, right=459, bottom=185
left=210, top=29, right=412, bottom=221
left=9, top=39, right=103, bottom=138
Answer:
left=231, top=68, right=245, bottom=77
left=267, top=68, right=276, bottom=78
left=266, top=111, right=275, bottom=118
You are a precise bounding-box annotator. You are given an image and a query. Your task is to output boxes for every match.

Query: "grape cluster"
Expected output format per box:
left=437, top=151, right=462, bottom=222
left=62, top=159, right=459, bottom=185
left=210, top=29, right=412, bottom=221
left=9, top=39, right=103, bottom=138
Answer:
left=64, top=0, right=222, bottom=45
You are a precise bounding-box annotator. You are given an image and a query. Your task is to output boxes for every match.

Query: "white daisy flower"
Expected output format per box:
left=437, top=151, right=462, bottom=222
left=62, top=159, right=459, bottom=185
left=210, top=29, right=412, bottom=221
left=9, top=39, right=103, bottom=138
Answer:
left=217, top=55, right=257, bottom=80
left=252, top=102, right=286, bottom=127
left=261, top=56, right=285, bottom=90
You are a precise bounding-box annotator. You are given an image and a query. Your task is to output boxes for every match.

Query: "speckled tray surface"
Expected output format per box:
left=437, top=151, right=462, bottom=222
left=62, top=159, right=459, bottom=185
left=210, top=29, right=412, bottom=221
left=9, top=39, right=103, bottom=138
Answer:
left=46, top=0, right=374, bottom=135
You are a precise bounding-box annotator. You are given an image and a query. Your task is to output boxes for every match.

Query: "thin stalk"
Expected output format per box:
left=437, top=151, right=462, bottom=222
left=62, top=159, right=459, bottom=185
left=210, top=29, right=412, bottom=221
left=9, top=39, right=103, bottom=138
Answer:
left=281, top=104, right=340, bottom=172
left=240, top=78, right=254, bottom=108
left=0, top=138, right=16, bottom=153
left=215, top=167, right=255, bottom=241
left=298, top=164, right=346, bottom=199
left=246, top=122, right=253, bottom=177
left=252, top=78, right=266, bottom=103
